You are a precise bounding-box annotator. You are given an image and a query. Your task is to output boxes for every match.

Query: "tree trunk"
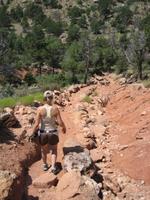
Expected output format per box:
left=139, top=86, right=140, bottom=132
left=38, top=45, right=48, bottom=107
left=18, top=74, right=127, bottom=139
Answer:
left=137, top=50, right=143, bottom=80
left=84, top=40, right=90, bottom=84
left=138, top=60, right=143, bottom=80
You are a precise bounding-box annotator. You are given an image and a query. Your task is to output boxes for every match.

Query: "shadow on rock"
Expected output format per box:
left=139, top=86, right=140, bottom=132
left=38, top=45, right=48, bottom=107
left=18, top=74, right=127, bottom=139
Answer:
left=63, top=145, right=84, bottom=155
left=0, top=127, right=16, bottom=144
left=25, top=195, right=39, bottom=200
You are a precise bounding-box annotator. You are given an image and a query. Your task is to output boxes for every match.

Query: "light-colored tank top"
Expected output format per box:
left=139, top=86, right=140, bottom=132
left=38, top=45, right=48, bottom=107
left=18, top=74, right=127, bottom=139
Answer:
left=40, top=104, right=57, bottom=131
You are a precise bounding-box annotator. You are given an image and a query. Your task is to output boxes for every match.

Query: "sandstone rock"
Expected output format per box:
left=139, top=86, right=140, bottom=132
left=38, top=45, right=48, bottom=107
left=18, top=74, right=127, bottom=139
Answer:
left=3, top=107, right=13, bottom=114
left=33, top=172, right=58, bottom=188
left=68, top=85, right=80, bottom=94
left=119, top=77, right=127, bottom=85
left=90, top=148, right=105, bottom=163
left=94, top=125, right=107, bottom=138
left=84, top=139, right=97, bottom=150
left=63, top=138, right=84, bottom=155
left=103, top=175, right=121, bottom=195
left=56, top=171, right=82, bottom=200
left=82, top=127, right=95, bottom=138
left=53, top=90, right=61, bottom=96
left=28, top=116, right=35, bottom=126
left=76, top=103, right=88, bottom=112
left=64, top=151, right=92, bottom=172
left=82, top=175, right=100, bottom=195
left=0, top=112, right=19, bottom=128
left=0, top=170, right=16, bottom=200
left=32, top=100, right=42, bottom=107
left=56, top=171, right=100, bottom=200
left=97, top=95, right=109, bottom=107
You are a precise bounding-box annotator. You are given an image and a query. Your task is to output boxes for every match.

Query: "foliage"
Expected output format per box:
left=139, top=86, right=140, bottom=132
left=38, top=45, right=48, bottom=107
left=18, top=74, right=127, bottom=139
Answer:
left=45, top=36, right=64, bottom=69
left=97, top=0, right=113, bottom=19
left=0, top=5, right=10, bottom=28
left=82, top=95, right=92, bottom=104
left=43, top=17, right=63, bottom=36
left=113, top=6, right=133, bottom=32
left=142, top=79, right=150, bottom=88
left=23, top=73, right=37, bottom=86
left=68, top=24, right=80, bottom=41
left=62, top=42, right=83, bottom=83
left=0, top=0, right=149, bottom=92
left=10, top=5, right=23, bottom=23
left=0, top=92, right=43, bottom=108
left=0, top=84, right=14, bottom=98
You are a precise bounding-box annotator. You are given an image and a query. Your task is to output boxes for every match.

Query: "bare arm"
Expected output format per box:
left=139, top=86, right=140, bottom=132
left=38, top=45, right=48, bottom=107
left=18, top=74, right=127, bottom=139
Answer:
left=32, top=108, right=41, bottom=134
left=54, top=107, right=66, bottom=133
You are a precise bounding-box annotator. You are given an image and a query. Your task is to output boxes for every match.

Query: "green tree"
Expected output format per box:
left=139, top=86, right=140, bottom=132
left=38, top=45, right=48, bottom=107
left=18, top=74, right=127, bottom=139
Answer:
left=43, top=17, right=63, bottom=36
left=0, top=5, right=10, bottom=28
left=10, top=4, right=23, bottom=22
left=113, top=6, right=133, bottom=32
left=68, top=24, right=80, bottom=42
left=62, top=42, right=82, bottom=83
left=119, top=30, right=146, bottom=80
left=45, top=36, right=64, bottom=73
left=97, top=0, right=113, bottom=19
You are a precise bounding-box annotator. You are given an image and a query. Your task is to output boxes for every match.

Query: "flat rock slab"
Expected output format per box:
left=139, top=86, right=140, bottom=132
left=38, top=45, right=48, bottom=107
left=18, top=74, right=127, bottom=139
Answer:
left=33, top=172, right=58, bottom=188
left=63, top=138, right=84, bottom=155
left=64, top=151, right=92, bottom=172
left=56, top=171, right=81, bottom=200
left=56, top=171, right=100, bottom=200
left=90, top=148, right=104, bottom=163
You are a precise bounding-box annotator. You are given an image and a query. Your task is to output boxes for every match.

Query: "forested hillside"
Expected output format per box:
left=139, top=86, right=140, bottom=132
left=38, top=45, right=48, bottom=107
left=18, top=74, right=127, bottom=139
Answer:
left=0, top=0, right=150, bottom=98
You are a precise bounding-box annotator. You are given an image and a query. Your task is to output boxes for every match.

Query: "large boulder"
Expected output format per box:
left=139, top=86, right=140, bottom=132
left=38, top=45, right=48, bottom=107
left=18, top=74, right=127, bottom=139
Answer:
left=56, top=171, right=100, bottom=200
left=64, top=151, right=92, bottom=173
left=0, top=112, right=19, bottom=128
left=0, top=170, right=16, bottom=200
left=33, top=172, right=58, bottom=188
left=63, top=138, right=93, bottom=173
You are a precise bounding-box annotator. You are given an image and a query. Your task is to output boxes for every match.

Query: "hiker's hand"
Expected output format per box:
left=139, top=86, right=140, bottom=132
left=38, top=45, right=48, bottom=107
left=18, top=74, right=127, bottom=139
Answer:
left=28, top=132, right=38, bottom=142
left=28, top=134, right=35, bottom=142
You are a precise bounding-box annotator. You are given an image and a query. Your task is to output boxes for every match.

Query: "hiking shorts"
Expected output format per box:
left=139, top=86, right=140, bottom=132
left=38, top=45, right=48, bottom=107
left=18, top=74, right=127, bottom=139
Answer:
left=38, top=129, right=59, bottom=146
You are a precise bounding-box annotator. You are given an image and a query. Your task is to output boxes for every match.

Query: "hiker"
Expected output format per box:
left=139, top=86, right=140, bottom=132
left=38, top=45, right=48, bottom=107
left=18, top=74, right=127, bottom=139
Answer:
left=30, top=90, right=66, bottom=174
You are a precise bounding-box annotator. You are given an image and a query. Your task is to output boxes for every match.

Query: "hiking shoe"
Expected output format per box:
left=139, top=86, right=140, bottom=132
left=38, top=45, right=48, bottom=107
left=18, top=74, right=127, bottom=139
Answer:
left=43, top=164, right=49, bottom=171
left=51, top=166, right=59, bottom=175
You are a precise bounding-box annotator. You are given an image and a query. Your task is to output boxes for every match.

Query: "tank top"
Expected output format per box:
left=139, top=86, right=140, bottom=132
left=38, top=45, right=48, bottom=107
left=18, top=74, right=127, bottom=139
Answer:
left=40, top=104, right=57, bottom=131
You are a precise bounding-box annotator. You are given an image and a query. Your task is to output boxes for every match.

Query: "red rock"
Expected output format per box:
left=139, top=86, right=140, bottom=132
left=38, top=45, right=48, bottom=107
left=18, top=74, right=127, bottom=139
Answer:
left=33, top=172, right=58, bottom=188
left=90, top=148, right=104, bottom=162
left=56, top=171, right=82, bottom=200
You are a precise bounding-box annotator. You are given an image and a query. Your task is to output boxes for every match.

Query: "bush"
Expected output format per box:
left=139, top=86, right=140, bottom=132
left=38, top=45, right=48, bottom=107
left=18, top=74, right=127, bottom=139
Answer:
left=0, top=92, right=43, bottom=108
left=142, top=79, right=150, bottom=88
left=82, top=95, right=92, bottom=104
left=0, top=97, right=16, bottom=108
left=0, top=84, right=14, bottom=98
left=36, top=74, right=65, bottom=91
left=24, top=73, right=37, bottom=86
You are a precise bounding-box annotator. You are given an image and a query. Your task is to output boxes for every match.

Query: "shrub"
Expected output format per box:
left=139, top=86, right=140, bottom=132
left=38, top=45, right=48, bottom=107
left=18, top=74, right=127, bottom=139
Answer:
left=0, top=97, right=16, bottom=108
left=0, top=92, right=43, bottom=108
left=142, top=79, right=150, bottom=88
left=82, top=95, right=92, bottom=104
left=0, top=84, right=14, bottom=98
left=24, top=73, right=37, bottom=86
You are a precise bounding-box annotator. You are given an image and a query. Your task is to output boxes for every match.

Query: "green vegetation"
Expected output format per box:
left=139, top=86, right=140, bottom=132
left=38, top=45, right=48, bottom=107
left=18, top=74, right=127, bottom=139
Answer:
left=0, top=92, right=43, bottom=108
left=82, top=95, right=92, bottom=104
left=0, top=0, right=150, bottom=107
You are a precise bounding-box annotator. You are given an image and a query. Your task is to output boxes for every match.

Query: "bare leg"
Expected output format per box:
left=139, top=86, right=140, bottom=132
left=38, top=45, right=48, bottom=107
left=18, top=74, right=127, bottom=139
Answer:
left=51, top=145, right=57, bottom=169
left=41, top=144, right=48, bottom=165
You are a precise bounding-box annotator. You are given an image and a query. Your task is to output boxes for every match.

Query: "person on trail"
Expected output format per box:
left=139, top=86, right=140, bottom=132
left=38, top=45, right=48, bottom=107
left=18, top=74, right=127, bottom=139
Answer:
left=31, top=90, right=66, bottom=174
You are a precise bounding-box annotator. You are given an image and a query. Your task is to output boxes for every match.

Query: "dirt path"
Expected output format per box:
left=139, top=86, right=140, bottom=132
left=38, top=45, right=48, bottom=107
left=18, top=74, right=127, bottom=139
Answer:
left=1, top=74, right=150, bottom=200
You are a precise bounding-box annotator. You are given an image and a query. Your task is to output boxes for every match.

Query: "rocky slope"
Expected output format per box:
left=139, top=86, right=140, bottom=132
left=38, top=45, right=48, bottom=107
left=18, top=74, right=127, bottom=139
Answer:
left=0, top=74, right=150, bottom=200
